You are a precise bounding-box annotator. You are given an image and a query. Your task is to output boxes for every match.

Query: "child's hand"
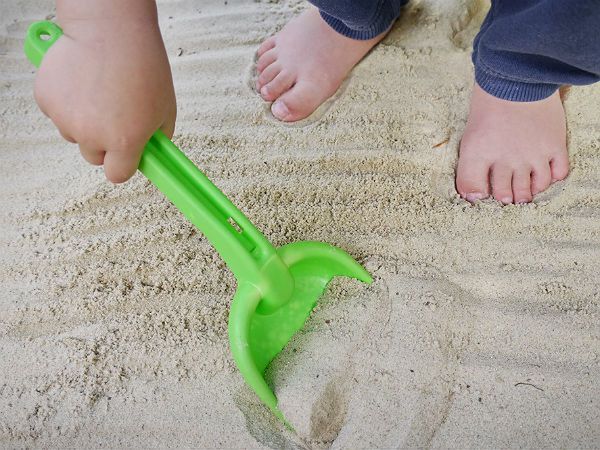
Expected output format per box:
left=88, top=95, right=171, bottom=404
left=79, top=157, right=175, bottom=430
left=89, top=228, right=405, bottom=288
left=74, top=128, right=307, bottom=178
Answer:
left=34, top=0, right=176, bottom=183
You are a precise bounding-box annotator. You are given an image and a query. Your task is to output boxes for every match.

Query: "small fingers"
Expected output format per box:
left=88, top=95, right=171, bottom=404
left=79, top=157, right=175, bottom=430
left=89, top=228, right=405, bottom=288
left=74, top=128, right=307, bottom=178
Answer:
left=58, top=129, right=77, bottom=144
left=34, top=78, right=77, bottom=144
left=33, top=75, right=51, bottom=118
left=79, top=143, right=106, bottom=166
left=160, top=104, right=177, bottom=140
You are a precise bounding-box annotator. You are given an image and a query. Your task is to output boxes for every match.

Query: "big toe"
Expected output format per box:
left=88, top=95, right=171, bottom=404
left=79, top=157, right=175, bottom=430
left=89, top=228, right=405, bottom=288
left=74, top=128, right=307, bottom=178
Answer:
left=271, top=81, right=323, bottom=122
left=550, top=149, right=569, bottom=182
left=271, top=80, right=327, bottom=122
left=456, top=155, right=491, bottom=202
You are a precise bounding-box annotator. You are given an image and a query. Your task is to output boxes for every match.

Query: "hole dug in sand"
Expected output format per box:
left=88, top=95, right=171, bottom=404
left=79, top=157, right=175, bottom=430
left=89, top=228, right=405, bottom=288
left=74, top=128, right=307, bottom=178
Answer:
left=269, top=277, right=388, bottom=447
left=233, top=277, right=388, bottom=449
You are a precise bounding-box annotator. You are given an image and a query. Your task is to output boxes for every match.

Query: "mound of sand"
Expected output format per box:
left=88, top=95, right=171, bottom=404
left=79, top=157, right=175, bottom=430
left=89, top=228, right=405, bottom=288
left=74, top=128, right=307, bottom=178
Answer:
left=1, top=0, right=599, bottom=448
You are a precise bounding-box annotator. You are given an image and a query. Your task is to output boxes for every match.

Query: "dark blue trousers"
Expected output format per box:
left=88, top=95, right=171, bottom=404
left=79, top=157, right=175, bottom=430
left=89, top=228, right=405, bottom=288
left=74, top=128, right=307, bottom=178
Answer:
left=310, top=0, right=600, bottom=101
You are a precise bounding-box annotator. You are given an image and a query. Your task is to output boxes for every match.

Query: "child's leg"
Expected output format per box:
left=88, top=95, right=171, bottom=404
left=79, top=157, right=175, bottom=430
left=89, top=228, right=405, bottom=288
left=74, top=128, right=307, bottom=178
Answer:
left=457, top=0, right=600, bottom=204
left=256, top=0, right=407, bottom=122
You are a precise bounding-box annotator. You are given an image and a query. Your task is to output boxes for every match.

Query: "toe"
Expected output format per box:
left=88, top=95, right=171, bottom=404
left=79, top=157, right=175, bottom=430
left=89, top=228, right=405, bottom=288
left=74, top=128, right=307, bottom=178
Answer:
left=531, top=162, right=552, bottom=196
left=256, top=48, right=277, bottom=73
left=257, top=36, right=276, bottom=58
left=512, top=168, right=533, bottom=204
left=455, top=151, right=491, bottom=202
left=490, top=165, right=514, bottom=204
left=260, top=71, right=295, bottom=102
left=271, top=80, right=325, bottom=122
left=257, top=64, right=281, bottom=90
left=550, top=149, right=569, bottom=182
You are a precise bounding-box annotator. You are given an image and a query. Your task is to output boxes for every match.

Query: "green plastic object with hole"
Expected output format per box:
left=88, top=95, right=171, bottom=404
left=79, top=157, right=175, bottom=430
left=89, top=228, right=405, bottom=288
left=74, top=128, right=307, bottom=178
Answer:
left=24, top=20, right=372, bottom=426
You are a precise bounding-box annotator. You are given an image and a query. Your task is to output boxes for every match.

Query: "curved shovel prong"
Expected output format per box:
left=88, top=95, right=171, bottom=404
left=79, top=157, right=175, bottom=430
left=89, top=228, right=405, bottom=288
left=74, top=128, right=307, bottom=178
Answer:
left=278, top=241, right=373, bottom=284
left=228, top=283, right=288, bottom=425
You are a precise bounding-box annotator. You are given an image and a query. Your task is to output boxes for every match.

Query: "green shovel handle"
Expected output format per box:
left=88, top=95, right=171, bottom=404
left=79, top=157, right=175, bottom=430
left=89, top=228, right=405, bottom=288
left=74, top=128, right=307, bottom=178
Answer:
left=25, top=21, right=293, bottom=312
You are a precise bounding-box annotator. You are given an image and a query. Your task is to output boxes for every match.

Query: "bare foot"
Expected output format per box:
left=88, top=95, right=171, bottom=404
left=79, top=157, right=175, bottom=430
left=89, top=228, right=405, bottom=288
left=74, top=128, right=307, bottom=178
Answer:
left=456, top=84, right=569, bottom=204
left=255, top=7, right=388, bottom=122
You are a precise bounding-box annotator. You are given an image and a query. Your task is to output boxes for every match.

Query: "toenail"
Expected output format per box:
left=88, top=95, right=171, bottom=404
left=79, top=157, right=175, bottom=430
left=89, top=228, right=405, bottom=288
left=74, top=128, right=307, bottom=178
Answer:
left=260, top=86, right=269, bottom=97
left=271, top=100, right=289, bottom=120
left=465, top=192, right=485, bottom=202
left=500, top=197, right=512, bottom=204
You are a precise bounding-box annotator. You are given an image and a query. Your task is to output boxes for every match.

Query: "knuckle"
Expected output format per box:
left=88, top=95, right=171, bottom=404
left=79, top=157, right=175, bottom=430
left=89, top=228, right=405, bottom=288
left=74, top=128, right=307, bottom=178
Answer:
left=74, top=121, right=94, bottom=137
left=111, top=134, right=144, bottom=154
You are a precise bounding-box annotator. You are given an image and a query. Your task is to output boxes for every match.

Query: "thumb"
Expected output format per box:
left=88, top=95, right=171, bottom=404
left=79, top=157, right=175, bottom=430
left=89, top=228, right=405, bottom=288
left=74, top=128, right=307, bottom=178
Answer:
left=103, top=141, right=145, bottom=184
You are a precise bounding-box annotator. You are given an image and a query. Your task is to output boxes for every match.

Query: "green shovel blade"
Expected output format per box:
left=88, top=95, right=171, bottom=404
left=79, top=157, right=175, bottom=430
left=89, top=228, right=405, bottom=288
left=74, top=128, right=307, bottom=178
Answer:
left=229, top=241, right=371, bottom=423
left=24, top=20, right=372, bottom=427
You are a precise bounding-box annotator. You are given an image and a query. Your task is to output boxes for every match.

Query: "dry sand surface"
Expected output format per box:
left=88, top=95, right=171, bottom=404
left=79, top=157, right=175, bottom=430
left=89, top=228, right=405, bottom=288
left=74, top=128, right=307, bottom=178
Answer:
left=1, top=0, right=600, bottom=448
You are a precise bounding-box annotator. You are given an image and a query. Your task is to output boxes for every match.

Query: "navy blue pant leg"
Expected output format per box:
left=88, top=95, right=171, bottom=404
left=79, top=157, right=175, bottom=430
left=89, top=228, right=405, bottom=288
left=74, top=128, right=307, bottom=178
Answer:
left=473, top=0, right=600, bottom=101
left=309, top=0, right=409, bottom=40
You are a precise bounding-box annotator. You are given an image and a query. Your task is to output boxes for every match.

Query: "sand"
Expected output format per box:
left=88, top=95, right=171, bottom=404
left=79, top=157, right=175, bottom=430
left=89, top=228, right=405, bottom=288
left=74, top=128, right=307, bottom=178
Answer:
left=1, top=0, right=599, bottom=448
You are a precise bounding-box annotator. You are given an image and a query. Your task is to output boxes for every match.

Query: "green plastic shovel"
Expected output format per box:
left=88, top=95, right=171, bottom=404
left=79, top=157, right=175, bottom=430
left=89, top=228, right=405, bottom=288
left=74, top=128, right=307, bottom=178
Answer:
left=25, top=21, right=372, bottom=424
